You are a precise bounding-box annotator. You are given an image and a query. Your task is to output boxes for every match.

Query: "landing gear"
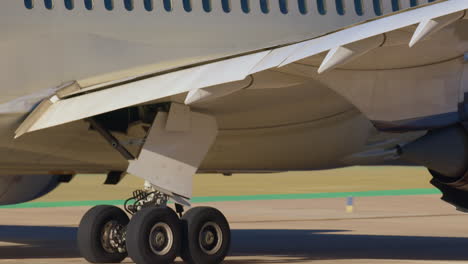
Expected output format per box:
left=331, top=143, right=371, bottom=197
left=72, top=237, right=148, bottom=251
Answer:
left=78, top=104, right=223, bottom=263
left=77, top=188, right=231, bottom=264
left=77, top=205, right=129, bottom=263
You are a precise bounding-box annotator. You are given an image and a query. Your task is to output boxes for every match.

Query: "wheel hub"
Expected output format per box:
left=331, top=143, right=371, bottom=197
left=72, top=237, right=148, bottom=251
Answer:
left=199, top=222, right=223, bottom=255
left=154, top=232, right=166, bottom=247
left=101, top=221, right=126, bottom=254
left=204, top=231, right=215, bottom=245
left=149, top=222, right=173, bottom=256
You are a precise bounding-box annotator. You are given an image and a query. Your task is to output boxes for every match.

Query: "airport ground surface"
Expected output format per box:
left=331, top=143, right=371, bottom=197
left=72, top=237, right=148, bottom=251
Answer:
left=1, top=167, right=468, bottom=264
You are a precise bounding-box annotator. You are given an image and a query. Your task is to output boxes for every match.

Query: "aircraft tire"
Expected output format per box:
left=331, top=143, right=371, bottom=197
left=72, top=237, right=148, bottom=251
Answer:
left=78, top=205, right=129, bottom=263
left=126, top=207, right=181, bottom=264
left=181, top=207, right=231, bottom=264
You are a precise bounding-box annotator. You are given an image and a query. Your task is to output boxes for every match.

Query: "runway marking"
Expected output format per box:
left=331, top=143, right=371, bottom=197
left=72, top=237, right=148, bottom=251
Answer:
left=0, top=188, right=441, bottom=209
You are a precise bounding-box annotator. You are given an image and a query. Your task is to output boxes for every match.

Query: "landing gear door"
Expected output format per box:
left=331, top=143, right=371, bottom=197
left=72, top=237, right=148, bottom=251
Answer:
left=127, top=105, right=218, bottom=199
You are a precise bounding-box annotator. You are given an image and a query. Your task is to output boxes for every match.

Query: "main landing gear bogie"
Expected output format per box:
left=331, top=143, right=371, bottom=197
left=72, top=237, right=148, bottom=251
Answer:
left=77, top=191, right=231, bottom=264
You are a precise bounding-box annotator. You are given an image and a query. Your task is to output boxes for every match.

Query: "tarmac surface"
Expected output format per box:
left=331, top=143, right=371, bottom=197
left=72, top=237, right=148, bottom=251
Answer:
left=0, top=194, right=468, bottom=264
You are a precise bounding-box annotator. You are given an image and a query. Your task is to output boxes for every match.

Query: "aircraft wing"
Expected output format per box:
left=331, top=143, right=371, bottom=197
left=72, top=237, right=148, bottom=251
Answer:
left=15, top=0, right=468, bottom=138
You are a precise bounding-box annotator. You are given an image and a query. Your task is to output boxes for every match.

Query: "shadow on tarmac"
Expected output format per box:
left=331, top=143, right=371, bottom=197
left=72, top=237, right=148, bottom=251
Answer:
left=229, top=229, right=468, bottom=263
left=0, top=226, right=467, bottom=262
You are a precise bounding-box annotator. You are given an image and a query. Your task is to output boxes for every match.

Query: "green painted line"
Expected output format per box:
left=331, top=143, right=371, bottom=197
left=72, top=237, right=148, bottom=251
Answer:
left=191, top=188, right=441, bottom=202
left=0, top=188, right=441, bottom=209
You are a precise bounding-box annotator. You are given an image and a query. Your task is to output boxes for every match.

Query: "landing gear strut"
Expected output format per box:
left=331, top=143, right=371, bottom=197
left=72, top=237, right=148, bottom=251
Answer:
left=77, top=186, right=231, bottom=264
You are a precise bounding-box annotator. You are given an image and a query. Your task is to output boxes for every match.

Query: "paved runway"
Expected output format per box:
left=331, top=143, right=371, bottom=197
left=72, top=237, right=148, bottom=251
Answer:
left=0, top=194, right=467, bottom=264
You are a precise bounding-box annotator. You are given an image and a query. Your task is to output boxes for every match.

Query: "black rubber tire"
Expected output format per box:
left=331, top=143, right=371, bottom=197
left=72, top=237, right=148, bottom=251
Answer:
left=126, top=207, right=181, bottom=264
left=181, top=207, right=231, bottom=264
left=77, top=205, right=129, bottom=263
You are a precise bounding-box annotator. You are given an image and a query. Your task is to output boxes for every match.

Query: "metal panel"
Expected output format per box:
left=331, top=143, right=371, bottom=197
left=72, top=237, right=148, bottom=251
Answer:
left=165, top=103, right=191, bottom=132
left=127, top=111, right=218, bottom=199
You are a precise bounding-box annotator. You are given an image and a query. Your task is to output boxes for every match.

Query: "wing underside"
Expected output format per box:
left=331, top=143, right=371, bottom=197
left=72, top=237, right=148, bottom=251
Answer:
left=15, top=0, right=468, bottom=138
